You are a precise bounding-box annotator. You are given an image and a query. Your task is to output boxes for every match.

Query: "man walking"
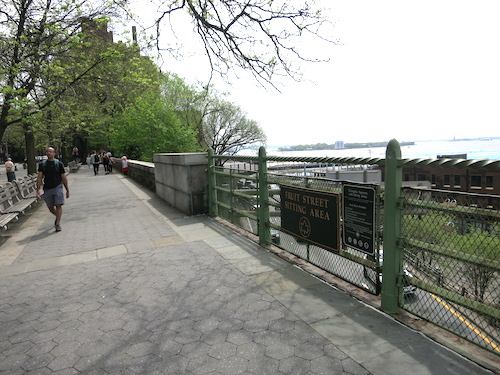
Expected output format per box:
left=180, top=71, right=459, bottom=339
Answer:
left=36, top=147, right=70, bottom=232
left=91, top=150, right=100, bottom=175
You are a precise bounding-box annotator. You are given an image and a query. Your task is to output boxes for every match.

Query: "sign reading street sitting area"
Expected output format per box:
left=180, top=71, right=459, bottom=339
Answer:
left=280, top=185, right=340, bottom=252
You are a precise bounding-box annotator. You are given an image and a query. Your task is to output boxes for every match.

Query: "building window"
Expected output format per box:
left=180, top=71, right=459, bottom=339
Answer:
left=444, top=174, right=450, bottom=187
left=431, top=174, right=436, bottom=186
left=471, top=175, right=482, bottom=189
left=454, top=175, right=461, bottom=188
left=486, top=176, right=493, bottom=189
left=404, top=173, right=410, bottom=181
left=417, top=173, right=427, bottom=181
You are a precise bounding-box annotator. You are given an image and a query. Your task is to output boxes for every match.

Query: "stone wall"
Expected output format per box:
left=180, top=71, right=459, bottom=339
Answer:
left=111, top=158, right=155, bottom=191
left=153, top=153, right=208, bottom=216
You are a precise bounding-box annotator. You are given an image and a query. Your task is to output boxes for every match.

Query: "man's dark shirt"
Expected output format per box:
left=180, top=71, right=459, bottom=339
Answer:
left=38, top=160, right=66, bottom=190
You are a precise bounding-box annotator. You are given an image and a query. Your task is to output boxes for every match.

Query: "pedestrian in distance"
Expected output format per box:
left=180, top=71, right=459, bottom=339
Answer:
left=72, top=146, right=79, bottom=162
left=91, top=150, right=100, bottom=175
left=121, top=156, right=128, bottom=176
left=108, top=156, right=113, bottom=174
left=102, top=152, right=110, bottom=174
left=5, top=158, right=16, bottom=182
left=36, top=147, right=69, bottom=232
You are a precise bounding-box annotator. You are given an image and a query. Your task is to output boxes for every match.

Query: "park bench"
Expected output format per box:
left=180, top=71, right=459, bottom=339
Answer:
left=0, top=185, right=20, bottom=230
left=2, top=182, right=38, bottom=215
left=14, top=175, right=38, bottom=200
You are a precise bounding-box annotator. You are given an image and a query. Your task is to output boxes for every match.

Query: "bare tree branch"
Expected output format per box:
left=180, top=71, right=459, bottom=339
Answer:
left=137, top=0, right=335, bottom=89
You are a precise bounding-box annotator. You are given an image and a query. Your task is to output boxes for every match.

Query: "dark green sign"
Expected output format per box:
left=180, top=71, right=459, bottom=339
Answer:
left=342, top=184, right=376, bottom=255
left=280, top=185, right=340, bottom=252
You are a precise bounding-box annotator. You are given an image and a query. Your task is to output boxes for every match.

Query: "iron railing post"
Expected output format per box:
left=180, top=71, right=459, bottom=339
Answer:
left=381, top=139, right=403, bottom=313
left=207, top=148, right=218, bottom=217
left=257, top=146, right=271, bottom=245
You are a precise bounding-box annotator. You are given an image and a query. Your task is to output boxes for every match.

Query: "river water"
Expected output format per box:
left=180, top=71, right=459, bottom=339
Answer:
left=259, top=138, right=500, bottom=161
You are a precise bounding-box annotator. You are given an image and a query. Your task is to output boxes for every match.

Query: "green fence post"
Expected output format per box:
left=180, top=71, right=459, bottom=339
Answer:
left=257, top=146, right=271, bottom=246
left=207, top=148, right=218, bottom=217
left=381, top=139, right=403, bottom=313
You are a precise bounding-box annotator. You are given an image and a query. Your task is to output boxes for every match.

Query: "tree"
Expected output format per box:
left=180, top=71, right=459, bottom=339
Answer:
left=0, top=0, right=125, bottom=146
left=36, top=32, right=161, bottom=160
left=110, top=90, right=200, bottom=161
left=453, top=232, right=499, bottom=303
left=141, top=0, right=334, bottom=88
left=160, top=72, right=206, bottom=144
left=202, top=98, right=266, bottom=160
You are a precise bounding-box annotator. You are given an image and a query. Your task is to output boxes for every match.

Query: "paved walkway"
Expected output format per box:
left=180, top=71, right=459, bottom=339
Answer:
left=0, top=167, right=497, bottom=374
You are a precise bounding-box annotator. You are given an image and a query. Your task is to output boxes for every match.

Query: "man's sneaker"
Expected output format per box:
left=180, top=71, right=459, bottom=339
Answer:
left=55, top=224, right=62, bottom=232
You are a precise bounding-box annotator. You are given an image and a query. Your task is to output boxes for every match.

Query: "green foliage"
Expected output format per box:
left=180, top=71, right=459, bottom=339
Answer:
left=110, top=92, right=200, bottom=161
left=0, top=1, right=125, bottom=142
left=35, top=34, right=162, bottom=155
left=451, top=231, right=499, bottom=302
left=404, top=210, right=499, bottom=303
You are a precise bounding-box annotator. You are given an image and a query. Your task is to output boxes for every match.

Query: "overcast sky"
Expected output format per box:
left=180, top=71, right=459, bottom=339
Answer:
left=124, top=1, right=500, bottom=147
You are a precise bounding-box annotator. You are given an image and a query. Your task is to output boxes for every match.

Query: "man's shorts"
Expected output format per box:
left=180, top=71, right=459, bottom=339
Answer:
left=43, top=184, right=65, bottom=207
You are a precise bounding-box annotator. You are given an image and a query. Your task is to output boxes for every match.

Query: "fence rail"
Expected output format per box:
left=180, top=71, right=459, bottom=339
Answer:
left=206, top=141, right=500, bottom=355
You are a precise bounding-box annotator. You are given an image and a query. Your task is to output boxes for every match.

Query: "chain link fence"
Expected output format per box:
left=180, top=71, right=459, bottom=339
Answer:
left=402, top=188, right=500, bottom=353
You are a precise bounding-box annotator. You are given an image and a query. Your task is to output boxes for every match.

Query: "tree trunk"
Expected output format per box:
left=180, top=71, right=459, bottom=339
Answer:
left=24, top=130, right=37, bottom=175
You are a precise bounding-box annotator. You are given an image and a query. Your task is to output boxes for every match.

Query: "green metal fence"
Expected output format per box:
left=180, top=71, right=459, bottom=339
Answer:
left=206, top=141, right=500, bottom=355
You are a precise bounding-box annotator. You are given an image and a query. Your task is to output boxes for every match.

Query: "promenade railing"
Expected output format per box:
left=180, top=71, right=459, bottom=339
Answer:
left=207, top=140, right=500, bottom=355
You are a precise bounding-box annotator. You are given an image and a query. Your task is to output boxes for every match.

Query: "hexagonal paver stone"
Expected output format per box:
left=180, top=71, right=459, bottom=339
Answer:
left=265, top=343, right=294, bottom=360
left=3, top=340, right=34, bottom=357
left=226, top=330, right=254, bottom=346
left=156, top=338, right=183, bottom=358
left=217, top=356, right=249, bottom=374
left=236, top=342, right=266, bottom=360
left=157, top=354, right=189, bottom=374
left=193, top=318, right=220, bottom=333
left=168, top=318, right=195, bottom=333
left=73, top=354, right=106, bottom=372
left=294, top=342, right=326, bottom=360
left=323, top=344, right=349, bottom=360
left=35, top=319, right=62, bottom=333
left=243, top=319, right=269, bottom=333
left=208, top=342, right=237, bottom=359
left=269, top=318, right=295, bottom=333
left=76, top=340, right=110, bottom=357
left=74, top=328, right=104, bottom=344
left=201, top=329, right=228, bottom=345
left=47, top=353, right=81, bottom=372
left=180, top=342, right=211, bottom=359
left=218, top=318, right=244, bottom=332
left=50, top=340, right=81, bottom=357
left=341, top=357, right=371, bottom=375
left=101, top=352, right=137, bottom=373
left=99, top=318, right=126, bottom=332
left=174, top=329, right=202, bottom=344
left=311, top=356, right=344, bottom=375
left=21, top=353, right=55, bottom=372
left=26, top=340, right=58, bottom=357
left=0, top=354, right=29, bottom=372
left=186, top=354, right=219, bottom=374
left=126, top=341, right=156, bottom=358
left=247, top=356, right=279, bottom=375
left=278, top=356, right=311, bottom=374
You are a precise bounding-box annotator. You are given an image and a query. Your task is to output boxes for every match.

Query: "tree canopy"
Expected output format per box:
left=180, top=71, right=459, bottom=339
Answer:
left=0, top=0, right=126, bottom=144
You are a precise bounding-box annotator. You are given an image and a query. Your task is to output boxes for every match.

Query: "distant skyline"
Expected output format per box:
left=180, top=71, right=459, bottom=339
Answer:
left=122, top=0, right=500, bottom=147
